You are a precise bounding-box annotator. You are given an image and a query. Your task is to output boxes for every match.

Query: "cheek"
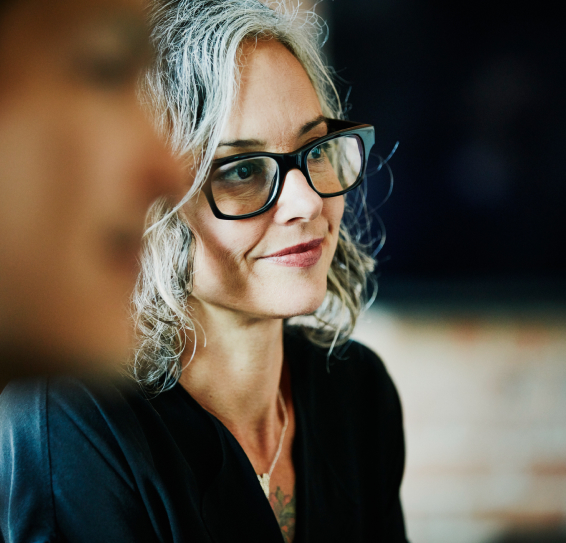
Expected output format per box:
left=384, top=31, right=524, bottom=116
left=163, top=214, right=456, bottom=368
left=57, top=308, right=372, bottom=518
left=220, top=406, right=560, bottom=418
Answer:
left=0, top=90, right=140, bottom=347
left=186, top=202, right=266, bottom=295
left=326, top=196, right=345, bottom=239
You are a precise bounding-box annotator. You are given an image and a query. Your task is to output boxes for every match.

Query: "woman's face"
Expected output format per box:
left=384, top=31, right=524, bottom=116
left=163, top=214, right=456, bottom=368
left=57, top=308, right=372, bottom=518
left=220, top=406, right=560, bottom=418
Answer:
left=0, top=0, right=181, bottom=374
left=185, top=39, right=344, bottom=321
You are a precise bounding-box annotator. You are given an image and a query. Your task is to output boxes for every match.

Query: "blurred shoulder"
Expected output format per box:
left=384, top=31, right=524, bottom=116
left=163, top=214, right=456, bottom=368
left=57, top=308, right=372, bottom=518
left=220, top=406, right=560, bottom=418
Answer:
left=0, top=374, right=156, bottom=495
left=0, top=377, right=49, bottom=426
left=1, top=373, right=140, bottom=416
left=0, top=374, right=149, bottom=450
left=0, top=377, right=170, bottom=541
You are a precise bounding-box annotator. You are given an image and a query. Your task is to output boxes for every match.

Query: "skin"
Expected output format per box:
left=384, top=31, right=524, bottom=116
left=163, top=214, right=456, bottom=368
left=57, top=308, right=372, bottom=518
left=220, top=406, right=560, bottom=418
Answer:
left=179, top=39, right=344, bottom=537
left=0, top=0, right=182, bottom=382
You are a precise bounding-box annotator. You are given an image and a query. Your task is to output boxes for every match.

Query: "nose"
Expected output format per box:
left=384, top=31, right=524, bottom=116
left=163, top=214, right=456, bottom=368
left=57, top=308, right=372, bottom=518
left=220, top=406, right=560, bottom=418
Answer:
left=272, top=168, right=323, bottom=224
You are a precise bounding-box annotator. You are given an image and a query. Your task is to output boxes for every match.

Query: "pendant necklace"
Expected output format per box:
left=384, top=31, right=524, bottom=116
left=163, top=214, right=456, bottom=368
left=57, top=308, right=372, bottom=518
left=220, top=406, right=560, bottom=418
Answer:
left=257, top=389, right=288, bottom=498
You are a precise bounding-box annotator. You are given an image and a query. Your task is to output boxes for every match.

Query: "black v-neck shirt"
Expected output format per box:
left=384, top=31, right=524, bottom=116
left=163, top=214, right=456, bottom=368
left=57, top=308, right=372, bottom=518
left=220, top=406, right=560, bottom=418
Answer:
left=0, top=329, right=408, bottom=542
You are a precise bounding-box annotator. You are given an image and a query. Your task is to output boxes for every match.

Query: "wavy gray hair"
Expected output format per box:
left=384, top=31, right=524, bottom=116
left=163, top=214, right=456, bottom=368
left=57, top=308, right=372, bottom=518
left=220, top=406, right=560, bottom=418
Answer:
left=132, top=0, right=376, bottom=391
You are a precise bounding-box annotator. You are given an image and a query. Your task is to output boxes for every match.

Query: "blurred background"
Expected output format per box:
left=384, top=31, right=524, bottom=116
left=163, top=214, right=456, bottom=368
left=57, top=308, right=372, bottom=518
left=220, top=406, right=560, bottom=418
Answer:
left=283, top=0, right=566, bottom=541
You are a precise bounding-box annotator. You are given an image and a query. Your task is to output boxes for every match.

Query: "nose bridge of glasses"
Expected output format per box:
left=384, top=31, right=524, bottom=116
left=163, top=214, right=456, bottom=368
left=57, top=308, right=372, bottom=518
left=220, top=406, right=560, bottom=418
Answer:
left=281, top=151, right=303, bottom=168
left=278, top=150, right=309, bottom=183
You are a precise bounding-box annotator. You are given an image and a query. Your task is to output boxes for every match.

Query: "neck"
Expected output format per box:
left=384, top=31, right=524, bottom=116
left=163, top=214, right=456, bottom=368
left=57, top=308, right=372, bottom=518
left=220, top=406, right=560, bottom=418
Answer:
left=178, top=299, right=285, bottom=438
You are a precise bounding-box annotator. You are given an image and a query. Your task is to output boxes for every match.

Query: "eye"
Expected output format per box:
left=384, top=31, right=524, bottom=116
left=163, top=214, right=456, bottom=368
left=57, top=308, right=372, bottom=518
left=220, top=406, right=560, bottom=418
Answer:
left=214, top=160, right=264, bottom=183
left=309, top=145, right=323, bottom=160
left=235, top=164, right=255, bottom=180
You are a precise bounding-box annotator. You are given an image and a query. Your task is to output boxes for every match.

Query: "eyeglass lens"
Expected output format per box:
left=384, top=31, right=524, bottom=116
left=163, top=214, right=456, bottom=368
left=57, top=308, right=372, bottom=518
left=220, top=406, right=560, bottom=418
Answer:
left=306, top=135, right=362, bottom=194
left=209, top=134, right=363, bottom=217
left=209, top=157, right=277, bottom=217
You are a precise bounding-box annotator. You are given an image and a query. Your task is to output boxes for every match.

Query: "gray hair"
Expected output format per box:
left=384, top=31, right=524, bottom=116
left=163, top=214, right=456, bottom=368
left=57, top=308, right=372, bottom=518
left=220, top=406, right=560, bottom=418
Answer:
left=132, top=0, right=376, bottom=391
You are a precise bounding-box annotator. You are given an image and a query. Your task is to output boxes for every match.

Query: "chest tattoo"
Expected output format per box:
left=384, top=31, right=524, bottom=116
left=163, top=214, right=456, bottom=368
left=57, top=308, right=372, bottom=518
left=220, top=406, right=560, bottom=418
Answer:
left=269, top=486, right=296, bottom=543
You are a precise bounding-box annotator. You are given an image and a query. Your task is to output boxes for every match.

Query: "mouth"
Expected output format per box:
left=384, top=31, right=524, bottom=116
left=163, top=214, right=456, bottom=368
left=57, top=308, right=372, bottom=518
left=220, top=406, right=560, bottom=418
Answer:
left=260, top=238, right=324, bottom=268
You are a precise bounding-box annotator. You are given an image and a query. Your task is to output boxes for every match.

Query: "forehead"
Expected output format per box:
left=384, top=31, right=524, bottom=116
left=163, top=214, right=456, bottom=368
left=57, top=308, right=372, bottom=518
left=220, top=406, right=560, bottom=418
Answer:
left=224, top=39, right=323, bottom=144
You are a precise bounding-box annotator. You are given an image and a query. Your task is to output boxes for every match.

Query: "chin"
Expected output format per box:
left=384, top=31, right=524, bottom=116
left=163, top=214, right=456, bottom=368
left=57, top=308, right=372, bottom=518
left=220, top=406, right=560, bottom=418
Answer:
left=266, top=282, right=328, bottom=319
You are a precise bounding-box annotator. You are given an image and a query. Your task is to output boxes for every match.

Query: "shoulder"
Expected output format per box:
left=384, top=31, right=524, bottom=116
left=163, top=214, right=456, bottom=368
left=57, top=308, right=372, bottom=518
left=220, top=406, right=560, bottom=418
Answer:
left=0, top=372, right=141, bottom=411
left=1, top=373, right=159, bottom=472
left=285, top=325, right=386, bottom=369
left=0, top=374, right=148, bottom=483
left=0, top=379, right=54, bottom=539
left=285, top=327, right=407, bottom=529
left=0, top=375, right=160, bottom=541
left=285, top=326, right=399, bottom=407
left=0, top=374, right=147, bottom=444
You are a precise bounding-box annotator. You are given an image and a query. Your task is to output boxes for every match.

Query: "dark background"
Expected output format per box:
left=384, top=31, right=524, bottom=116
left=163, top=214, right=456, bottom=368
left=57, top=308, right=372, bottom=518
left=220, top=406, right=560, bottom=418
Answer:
left=326, top=0, right=565, bottom=303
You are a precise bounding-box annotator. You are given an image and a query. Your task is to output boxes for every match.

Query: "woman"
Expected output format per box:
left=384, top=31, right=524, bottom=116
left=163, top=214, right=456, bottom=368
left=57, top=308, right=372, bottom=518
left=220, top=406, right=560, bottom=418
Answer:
left=0, top=1, right=407, bottom=542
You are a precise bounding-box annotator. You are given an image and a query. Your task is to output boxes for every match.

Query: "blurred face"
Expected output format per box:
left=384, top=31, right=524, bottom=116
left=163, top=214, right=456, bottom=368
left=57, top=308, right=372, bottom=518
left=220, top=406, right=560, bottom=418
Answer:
left=184, top=40, right=344, bottom=321
left=0, top=0, right=181, bottom=375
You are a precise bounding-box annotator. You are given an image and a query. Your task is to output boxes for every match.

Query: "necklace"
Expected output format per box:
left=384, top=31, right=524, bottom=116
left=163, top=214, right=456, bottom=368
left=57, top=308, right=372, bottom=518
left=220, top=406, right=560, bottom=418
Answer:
left=257, top=389, right=289, bottom=498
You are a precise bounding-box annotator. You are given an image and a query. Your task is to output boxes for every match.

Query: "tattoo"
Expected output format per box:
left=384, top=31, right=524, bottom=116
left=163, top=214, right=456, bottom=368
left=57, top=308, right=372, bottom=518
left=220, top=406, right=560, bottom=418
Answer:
left=269, top=486, right=296, bottom=543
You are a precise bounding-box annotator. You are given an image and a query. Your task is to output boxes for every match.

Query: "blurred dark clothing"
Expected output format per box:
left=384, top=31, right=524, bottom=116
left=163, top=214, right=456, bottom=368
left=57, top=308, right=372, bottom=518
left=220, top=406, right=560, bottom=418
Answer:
left=0, top=329, right=407, bottom=543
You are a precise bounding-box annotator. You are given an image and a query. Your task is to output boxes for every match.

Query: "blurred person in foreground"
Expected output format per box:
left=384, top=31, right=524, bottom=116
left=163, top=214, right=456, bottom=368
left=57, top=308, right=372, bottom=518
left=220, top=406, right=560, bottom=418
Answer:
left=0, top=1, right=408, bottom=542
left=0, top=0, right=181, bottom=387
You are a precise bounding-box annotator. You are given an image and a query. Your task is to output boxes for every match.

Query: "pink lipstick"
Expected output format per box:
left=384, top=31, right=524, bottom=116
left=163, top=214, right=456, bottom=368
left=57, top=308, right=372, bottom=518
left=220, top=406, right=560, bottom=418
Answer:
left=261, top=238, right=324, bottom=268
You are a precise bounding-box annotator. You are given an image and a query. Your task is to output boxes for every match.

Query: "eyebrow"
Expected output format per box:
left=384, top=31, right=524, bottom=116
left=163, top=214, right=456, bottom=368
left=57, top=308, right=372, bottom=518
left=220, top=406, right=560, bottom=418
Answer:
left=217, top=115, right=328, bottom=150
left=297, top=115, right=328, bottom=137
left=217, top=138, right=265, bottom=149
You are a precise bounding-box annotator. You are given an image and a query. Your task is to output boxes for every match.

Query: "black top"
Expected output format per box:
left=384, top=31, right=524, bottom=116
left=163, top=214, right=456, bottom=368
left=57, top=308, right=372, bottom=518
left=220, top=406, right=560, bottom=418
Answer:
left=0, top=329, right=408, bottom=543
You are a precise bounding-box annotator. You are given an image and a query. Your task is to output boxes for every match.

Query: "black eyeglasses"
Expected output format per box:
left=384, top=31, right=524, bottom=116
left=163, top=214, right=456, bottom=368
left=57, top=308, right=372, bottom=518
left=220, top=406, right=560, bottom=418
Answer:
left=202, top=119, right=375, bottom=220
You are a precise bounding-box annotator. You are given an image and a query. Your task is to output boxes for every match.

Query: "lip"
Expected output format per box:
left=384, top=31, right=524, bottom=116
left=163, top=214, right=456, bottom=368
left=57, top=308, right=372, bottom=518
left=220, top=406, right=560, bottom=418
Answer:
left=261, top=238, right=324, bottom=268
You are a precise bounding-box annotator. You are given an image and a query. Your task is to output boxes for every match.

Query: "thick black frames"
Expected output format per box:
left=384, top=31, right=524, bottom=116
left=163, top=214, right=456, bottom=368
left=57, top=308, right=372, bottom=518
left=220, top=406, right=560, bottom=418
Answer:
left=202, top=119, right=375, bottom=220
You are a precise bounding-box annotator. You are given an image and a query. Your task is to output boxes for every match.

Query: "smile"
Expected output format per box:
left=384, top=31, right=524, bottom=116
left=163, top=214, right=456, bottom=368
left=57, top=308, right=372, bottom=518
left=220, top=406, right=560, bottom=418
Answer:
left=260, top=238, right=324, bottom=268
